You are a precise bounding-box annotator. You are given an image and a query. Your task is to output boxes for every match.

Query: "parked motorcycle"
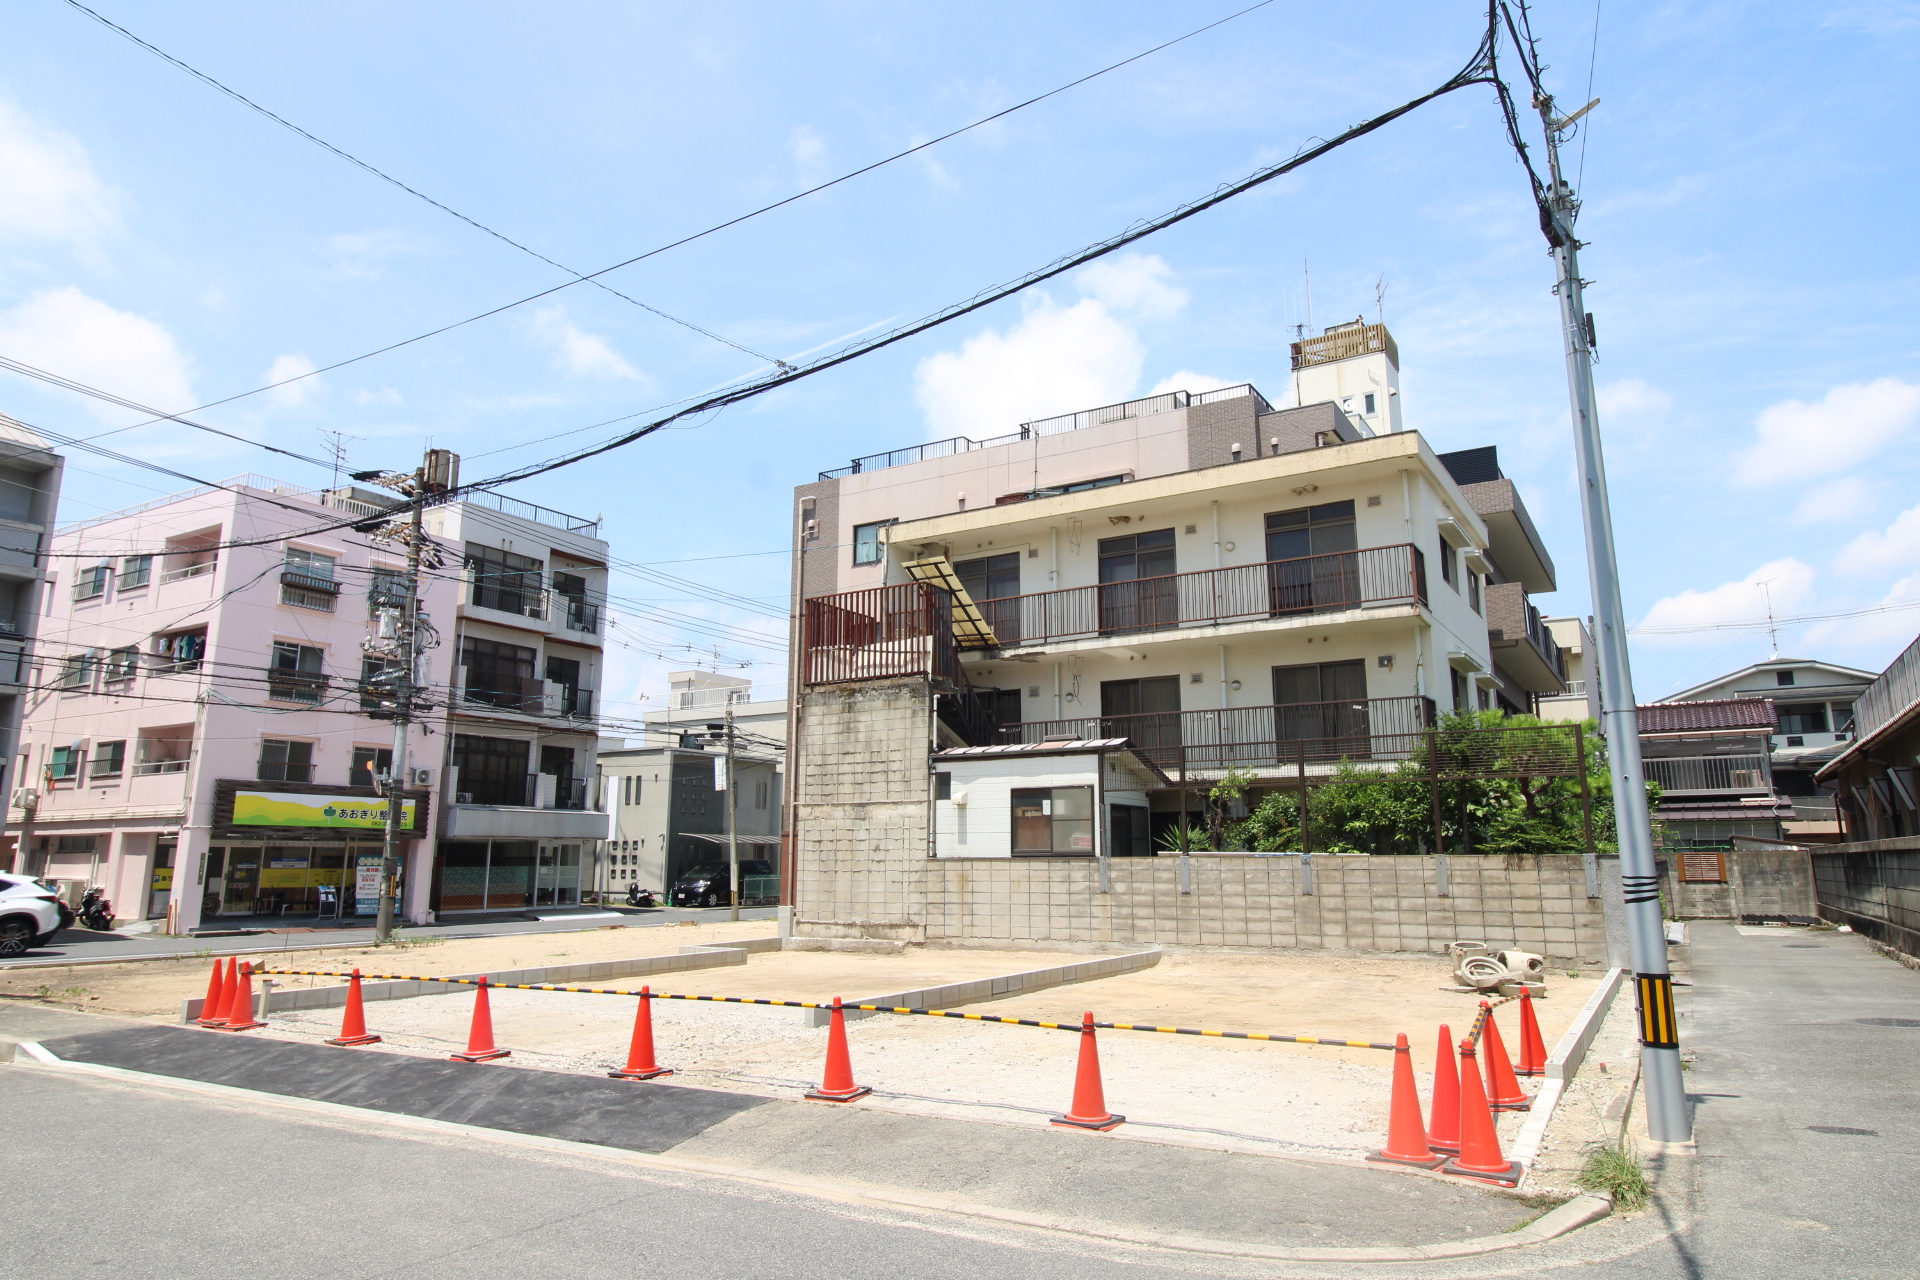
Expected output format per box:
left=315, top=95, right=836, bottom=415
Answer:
left=77, top=887, right=115, bottom=931
left=624, top=884, right=657, bottom=909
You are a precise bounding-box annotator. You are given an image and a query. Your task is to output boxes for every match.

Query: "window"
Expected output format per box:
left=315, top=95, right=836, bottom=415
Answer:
left=56, top=653, right=92, bottom=691
left=134, top=727, right=192, bottom=775
left=1011, top=787, right=1094, bottom=855
left=105, top=646, right=138, bottom=682
left=755, top=779, right=769, bottom=810
left=545, top=655, right=588, bottom=716
left=1272, top=661, right=1369, bottom=748
left=1439, top=541, right=1458, bottom=589
left=1468, top=571, right=1481, bottom=615
left=1364, top=392, right=1377, bottom=414
left=360, top=657, right=398, bottom=716
left=1451, top=667, right=1469, bottom=711
left=367, top=567, right=407, bottom=612
left=452, top=734, right=531, bottom=806
left=956, top=551, right=1022, bottom=643
left=553, top=572, right=597, bottom=632
left=47, top=745, right=81, bottom=780
left=1831, top=702, right=1855, bottom=733
left=995, top=475, right=1129, bottom=505
left=152, top=628, right=206, bottom=672
left=1775, top=671, right=1795, bottom=686
left=465, top=543, right=545, bottom=617
left=118, top=556, right=153, bottom=590
left=257, top=738, right=314, bottom=783
left=350, top=747, right=394, bottom=788
left=90, top=741, right=125, bottom=778
left=72, top=564, right=109, bottom=601
left=1265, top=502, right=1356, bottom=562
left=852, top=519, right=895, bottom=566
left=1777, top=703, right=1829, bottom=736
left=935, top=772, right=952, bottom=801
left=461, top=637, right=539, bottom=710
left=282, top=547, right=341, bottom=611
left=268, top=642, right=327, bottom=704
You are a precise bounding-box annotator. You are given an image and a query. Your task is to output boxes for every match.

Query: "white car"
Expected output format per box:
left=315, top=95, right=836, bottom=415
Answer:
left=0, top=874, right=66, bottom=953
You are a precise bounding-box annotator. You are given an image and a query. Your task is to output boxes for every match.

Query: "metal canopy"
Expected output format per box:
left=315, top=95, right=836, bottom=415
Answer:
left=902, top=556, right=998, bottom=649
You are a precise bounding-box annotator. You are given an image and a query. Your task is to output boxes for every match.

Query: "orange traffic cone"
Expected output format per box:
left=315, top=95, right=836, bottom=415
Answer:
left=194, top=957, right=231, bottom=1026
left=805, top=997, right=871, bottom=1101
left=1051, top=1011, right=1124, bottom=1131
left=1516, top=987, right=1547, bottom=1077
left=609, top=986, right=672, bottom=1080
left=1480, top=1001, right=1532, bottom=1111
left=449, top=976, right=510, bottom=1062
left=325, top=969, right=381, bottom=1046
left=1368, top=1032, right=1443, bottom=1168
left=220, top=961, right=266, bottom=1031
left=1427, top=1023, right=1462, bottom=1155
left=1441, top=1038, right=1523, bottom=1186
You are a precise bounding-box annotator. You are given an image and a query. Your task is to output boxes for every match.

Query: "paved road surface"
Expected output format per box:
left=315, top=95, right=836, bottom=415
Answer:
left=0, top=920, right=1910, bottom=1279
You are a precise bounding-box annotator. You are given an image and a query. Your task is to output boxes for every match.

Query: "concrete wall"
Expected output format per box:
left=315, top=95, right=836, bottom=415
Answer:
left=1812, top=839, right=1920, bottom=959
left=1662, top=847, right=1817, bottom=921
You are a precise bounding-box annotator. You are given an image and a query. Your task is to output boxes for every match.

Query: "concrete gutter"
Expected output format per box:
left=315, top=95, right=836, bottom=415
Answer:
left=793, top=945, right=1163, bottom=1027
left=1508, top=966, right=1627, bottom=1173
left=179, top=938, right=783, bottom=1023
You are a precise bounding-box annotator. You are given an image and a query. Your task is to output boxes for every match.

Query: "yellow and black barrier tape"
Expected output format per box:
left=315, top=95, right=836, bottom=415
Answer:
left=255, top=968, right=1396, bottom=1050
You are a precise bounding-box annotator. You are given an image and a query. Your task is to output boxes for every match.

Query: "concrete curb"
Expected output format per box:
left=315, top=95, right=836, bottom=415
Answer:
left=178, top=938, right=783, bottom=1023
left=9, top=1042, right=1612, bottom=1263
left=1509, top=966, right=1626, bottom=1174
left=800, top=946, right=1163, bottom=1027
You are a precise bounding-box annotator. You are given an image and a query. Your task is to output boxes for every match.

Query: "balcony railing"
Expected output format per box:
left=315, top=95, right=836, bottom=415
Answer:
left=999, top=695, right=1438, bottom=774
left=1644, top=754, right=1771, bottom=795
left=160, top=559, right=216, bottom=584
left=967, top=544, right=1428, bottom=648
left=803, top=581, right=964, bottom=687
left=455, top=772, right=590, bottom=809
left=280, top=569, right=341, bottom=612
left=562, top=596, right=600, bottom=633
left=1788, top=797, right=1838, bottom=822
left=265, top=668, right=328, bottom=704
left=133, top=759, right=189, bottom=776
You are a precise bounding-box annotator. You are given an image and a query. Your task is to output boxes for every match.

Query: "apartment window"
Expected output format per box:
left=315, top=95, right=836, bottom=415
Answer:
left=105, top=646, right=138, bottom=683
left=755, top=779, right=769, bottom=810
left=452, top=734, right=531, bottom=807
left=1777, top=703, right=1830, bottom=736
left=1775, top=671, right=1795, bottom=686
left=360, top=657, right=398, bottom=715
left=554, top=572, right=597, bottom=632
left=56, top=653, right=93, bottom=691
left=72, top=564, right=109, bottom=601
left=1832, top=701, right=1855, bottom=734
left=118, top=555, right=153, bottom=590
left=852, top=519, right=895, bottom=566
left=152, top=628, right=207, bottom=672
left=461, top=637, right=539, bottom=710
left=1450, top=667, right=1469, bottom=711
left=282, top=547, right=340, bottom=612
left=350, top=746, right=394, bottom=789
left=934, top=772, right=952, bottom=801
left=1439, top=541, right=1459, bottom=590
left=1364, top=393, right=1377, bottom=415
left=91, top=741, right=125, bottom=778
left=1011, top=787, right=1094, bottom=856
left=257, top=738, right=314, bottom=783
left=466, top=543, right=545, bottom=617
left=47, top=745, right=82, bottom=780
left=268, top=642, right=327, bottom=704
left=1468, top=571, right=1482, bottom=615
left=1265, top=502, right=1357, bottom=561
left=546, top=655, right=587, bottom=717
left=367, top=567, right=407, bottom=612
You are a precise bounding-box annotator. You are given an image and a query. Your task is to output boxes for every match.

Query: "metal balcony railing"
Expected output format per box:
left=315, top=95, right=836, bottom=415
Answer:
left=999, top=695, right=1438, bottom=774
left=802, top=581, right=964, bottom=687
left=1643, top=754, right=1771, bottom=794
left=563, top=596, right=600, bottom=633
left=265, top=668, right=328, bottom=704
left=967, top=544, right=1429, bottom=648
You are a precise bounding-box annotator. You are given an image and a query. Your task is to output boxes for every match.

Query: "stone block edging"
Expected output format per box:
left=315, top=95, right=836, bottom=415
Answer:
left=797, top=945, right=1163, bottom=1027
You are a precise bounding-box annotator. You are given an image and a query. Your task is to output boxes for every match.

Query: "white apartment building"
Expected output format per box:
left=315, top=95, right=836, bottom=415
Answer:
left=424, top=489, right=613, bottom=914
left=0, top=417, right=63, bottom=872
left=784, top=322, right=1570, bottom=943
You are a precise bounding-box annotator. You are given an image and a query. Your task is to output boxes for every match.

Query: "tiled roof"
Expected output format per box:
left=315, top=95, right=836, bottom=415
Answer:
left=1637, top=698, right=1778, bottom=734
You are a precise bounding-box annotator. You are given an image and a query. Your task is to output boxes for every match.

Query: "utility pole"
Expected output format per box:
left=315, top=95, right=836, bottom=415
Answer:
left=354, top=449, right=454, bottom=944
left=723, top=709, right=740, bottom=922
left=1533, top=92, right=1689, bottom=1142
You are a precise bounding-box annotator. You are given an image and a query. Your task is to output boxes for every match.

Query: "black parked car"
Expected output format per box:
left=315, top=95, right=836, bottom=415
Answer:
left=669, top=859, right=776, bottom=908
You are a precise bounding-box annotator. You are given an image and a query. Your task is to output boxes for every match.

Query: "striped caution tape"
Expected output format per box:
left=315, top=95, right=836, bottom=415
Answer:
left=255, top=968, right=1395, bottom=1049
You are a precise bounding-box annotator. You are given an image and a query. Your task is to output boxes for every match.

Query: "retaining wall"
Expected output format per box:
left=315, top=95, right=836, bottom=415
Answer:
left=1812, top=839, right=1920, bottom=960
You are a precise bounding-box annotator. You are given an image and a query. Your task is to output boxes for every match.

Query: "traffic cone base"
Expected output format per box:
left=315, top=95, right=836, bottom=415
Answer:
left=1370, top=1031, right=1444, bottom=1169
left=1052, top=1111, right=1125, bottom=1132
left=1051, top=1011, right=1124, bottom=1132
left=451, top=1046, right=511, bottom=1062
left=610, top=1064, right=674, bottom=1080
left=1438, top=1155, right=1523, bottom=1186
left=326, top=969, right=382, bottom=1047
left=805, top=996, right=868, bottom=1102
left=450, top=977, right=508, bottom=1062
left=1445, top=1038, right=1522, bottom=1186
left=219, top=961, right=266, bottom=1031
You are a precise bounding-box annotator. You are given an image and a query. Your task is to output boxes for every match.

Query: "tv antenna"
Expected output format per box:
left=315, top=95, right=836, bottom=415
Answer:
left=1757, top=578, right=1781, bottom=659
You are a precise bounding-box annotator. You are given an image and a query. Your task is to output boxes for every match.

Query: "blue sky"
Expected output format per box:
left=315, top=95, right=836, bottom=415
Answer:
left=5, top=1, right=1919, bottom=721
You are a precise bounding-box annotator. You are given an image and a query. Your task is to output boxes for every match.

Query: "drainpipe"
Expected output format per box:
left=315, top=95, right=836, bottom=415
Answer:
left=1052, top=662, right=1062, bottom=724
left=1219, top=644, right=1229, bottom=711
left=1403, top=470, right=1425, bottom=700
left=1211, top=501, right=1222, bottom=569
left=1050, top=526, right=1059, bottom=586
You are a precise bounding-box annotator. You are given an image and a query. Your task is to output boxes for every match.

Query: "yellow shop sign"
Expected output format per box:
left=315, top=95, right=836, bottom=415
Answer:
left=233, top=790, right=417, bottom=830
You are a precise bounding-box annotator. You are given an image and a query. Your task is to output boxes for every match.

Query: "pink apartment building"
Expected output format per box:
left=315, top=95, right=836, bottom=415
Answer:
left=11, top=475, right=452, bottom=929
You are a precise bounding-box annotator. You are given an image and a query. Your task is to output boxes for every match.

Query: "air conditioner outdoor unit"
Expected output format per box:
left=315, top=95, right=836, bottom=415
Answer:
left=410, top=767, right=433, bottom=786
left=1729, top=770, right=1762, bottom=789
left=456, top=792, right=474, bottom=804
left=10, top=787, right=37, bottom=808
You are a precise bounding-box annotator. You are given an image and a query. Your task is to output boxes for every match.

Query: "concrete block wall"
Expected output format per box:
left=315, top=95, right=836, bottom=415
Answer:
left=794, top=678, right=935, bottom=940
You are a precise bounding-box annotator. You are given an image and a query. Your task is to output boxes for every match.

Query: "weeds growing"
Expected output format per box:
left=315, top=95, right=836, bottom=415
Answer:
left=1576, top=1143, right=1650, bottom=1210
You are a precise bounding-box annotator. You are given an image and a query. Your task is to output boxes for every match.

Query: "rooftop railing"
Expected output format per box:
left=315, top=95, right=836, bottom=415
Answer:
left=802, top=582, right=964, bottom=687
left=817, top=385, right=1271, bottom=482
left=460, top=489, right=600, bottom=536
left=1852, top=632, right=1920, bottom=744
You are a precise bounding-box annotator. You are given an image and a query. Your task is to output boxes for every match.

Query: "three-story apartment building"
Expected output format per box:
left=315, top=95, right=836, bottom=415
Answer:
left=783, top=322, right=1567, bottom=943
left=0, top=416, right=64, bottom=871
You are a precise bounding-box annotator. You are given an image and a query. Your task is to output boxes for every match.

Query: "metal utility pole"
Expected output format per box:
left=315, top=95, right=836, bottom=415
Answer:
left=723, top=709, right=740, bottom=922
left=1533, top=93, right=1689, bottom=1142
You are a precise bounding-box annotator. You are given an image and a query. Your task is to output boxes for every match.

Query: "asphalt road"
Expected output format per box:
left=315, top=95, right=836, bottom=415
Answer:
left=0, top=920, right=1910, bottom=1280
left=0, top=905, right=778, bottom=969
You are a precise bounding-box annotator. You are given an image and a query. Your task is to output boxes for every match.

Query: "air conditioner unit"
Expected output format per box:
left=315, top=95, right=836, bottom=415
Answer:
left=456, top=792, right=474, bottom=804
left=410, top=767, right=433, bottom=787
left=1729, top=770, right=1763, bottom=790
left=10, top=787, right=37, bottom=808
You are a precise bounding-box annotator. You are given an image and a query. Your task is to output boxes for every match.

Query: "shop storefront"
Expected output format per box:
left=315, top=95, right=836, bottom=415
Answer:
left=206, top=779, right=430, bottom=919
left=433, top=840, right=583, bottom=912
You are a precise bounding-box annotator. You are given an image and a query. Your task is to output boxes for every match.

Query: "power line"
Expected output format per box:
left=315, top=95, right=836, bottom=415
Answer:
left=1630, top=598, right=1920, bottom=636
left=57, top=0, right=1285, bottom=433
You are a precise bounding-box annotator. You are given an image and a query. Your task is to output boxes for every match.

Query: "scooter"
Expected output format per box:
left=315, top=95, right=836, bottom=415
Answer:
left=624, top=884, right=657, bottom=909
left=77, top=887, right=115, bottom=931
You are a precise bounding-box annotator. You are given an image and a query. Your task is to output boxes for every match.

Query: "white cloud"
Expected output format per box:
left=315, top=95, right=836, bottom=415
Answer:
left=914, top=254, right=1190, bottom=440
left=1634, top=558, right=1817, bottom=645
left=1790, top=475, right=1880, bottom=526
left=353, top=386, right=404, bottom=407
left=1074, top=254, right=1188, bottom=320
left=0, top=287, right=192, bottom=422
left=1596, top=378, right=1672, bottom=423
left=263, top=353, right=320, bottom=409
left=0, top=98, right=119, bottom=249
left=529, top=307, right=644, bottom=382
left=322, top=230, right=421, bottom=280
left=787, top=126, right=827, bottom=183
left=1149, top=371, right=1233, bottom=397
left=1837, top=501, right=1920, bottom=575
left=1730, top=378, right=1920, bottom=485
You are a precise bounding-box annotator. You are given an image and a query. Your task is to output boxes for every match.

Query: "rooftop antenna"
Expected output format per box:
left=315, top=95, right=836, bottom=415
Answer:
left=1757, top=579, right=1780, bottom=659
left=1303, top=257, right=1314, bottom=334
left=318, top=429, right=362, bottom=490
left=1374, top=274, right=1387, bottom=327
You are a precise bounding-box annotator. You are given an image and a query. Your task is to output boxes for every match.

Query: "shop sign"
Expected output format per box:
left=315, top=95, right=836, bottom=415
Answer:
left=355, top=855, right=394, bottom=916
left=233, top=790, right=417, bottom=830
left=150, top=867, right=173, bottom=890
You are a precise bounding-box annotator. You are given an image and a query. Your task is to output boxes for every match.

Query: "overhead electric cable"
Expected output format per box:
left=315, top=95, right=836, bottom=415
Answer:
left=63, top=0, right=1284, bottom=430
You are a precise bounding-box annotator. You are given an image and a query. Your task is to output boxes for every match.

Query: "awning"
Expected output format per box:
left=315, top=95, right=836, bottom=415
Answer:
left=902, top=556, right=998, bottom=649
left=679, top=833, right=783, bottom=847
